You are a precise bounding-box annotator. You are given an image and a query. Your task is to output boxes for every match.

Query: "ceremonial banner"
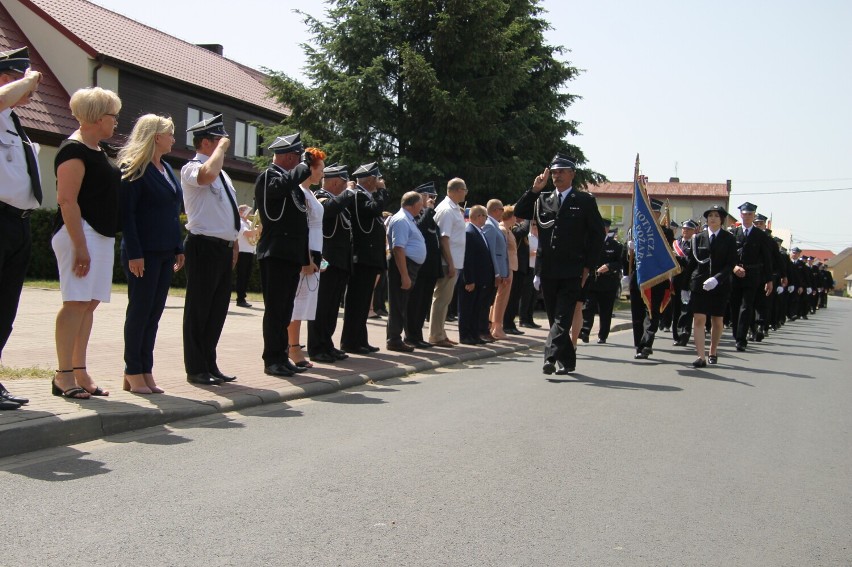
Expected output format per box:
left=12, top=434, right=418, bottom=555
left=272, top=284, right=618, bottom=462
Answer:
left=632, top=155, right=680, bottom=312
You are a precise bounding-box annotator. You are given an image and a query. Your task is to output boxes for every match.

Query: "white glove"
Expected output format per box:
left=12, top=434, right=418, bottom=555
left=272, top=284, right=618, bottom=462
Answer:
left=817, top=287, right=823, bottom=292
left=533, top=275, right=541, bottom=291
left=787, top=285, right=795, bottom=293
left=680, top=290, right=690, bottom=304
left=627, top=240, right=635, bottom=253
left=703, top=277, right=718, bottom=291
left=806, top=287, right=812, bottom=294
left=776, top=285, right=783, bottom=294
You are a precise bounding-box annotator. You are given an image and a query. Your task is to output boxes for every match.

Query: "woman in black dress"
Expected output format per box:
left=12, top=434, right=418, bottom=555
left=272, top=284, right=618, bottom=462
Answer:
left=684, top=205, right=737, bottom=367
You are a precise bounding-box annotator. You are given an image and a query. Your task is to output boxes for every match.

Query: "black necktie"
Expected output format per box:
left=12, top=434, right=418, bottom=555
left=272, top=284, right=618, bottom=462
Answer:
left=218, top=171, right=240, bottom=231
left=10, top=111, right=42, bottom=205
left=710, top=233, right=715, bottom=245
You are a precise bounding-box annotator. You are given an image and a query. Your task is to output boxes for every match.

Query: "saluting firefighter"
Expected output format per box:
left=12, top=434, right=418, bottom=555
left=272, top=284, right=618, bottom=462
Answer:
left=254, top=133, right=326, bottom=378
left=306, top=163, right=356, bottom=363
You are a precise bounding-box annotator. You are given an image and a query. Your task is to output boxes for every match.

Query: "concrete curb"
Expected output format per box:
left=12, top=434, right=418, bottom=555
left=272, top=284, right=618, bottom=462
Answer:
left=0, top=339, right=537, bottom=459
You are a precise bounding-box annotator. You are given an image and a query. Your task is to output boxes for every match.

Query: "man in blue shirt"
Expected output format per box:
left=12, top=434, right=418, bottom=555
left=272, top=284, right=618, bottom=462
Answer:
left=386, top=191, right=426, bottom=352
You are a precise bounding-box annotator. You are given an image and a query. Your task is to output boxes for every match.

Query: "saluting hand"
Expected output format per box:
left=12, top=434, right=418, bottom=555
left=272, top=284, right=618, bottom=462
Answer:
left=532, top=168, right=550, bottom=192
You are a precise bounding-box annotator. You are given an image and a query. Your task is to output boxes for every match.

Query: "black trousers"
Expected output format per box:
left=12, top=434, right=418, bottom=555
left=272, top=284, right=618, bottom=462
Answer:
left=373, top=269, right=388, bottom=313
left=183, top=235, right=234, bottom=375
left=259, top=256, right=300, bottom=365
left=341, top=264, right=382, bottom=350
left=540, top=276, right=582, bottom=369
left=0, top=213, right=30, bottom=359
left=387, top=257, right=421, bottom=342
left=730, top=282, right=758, bottom=343
left=234, top=251, right=254, bottom=302
left=675, top=293, right=694, bottom=342
left=458, top=279, right=491, bottom=342
left=503, top=269, right=524, bottom=330
left=630, top=277, right=667, bottom=351
left=307, top=265, right=349, bottom=356
left=122, top=249, right=174, bottom=374
left=518, top=270, right=538, bottom=324
left=582, top=284, right=617, bottom=340
left=406, top=269, right=436, bottom=342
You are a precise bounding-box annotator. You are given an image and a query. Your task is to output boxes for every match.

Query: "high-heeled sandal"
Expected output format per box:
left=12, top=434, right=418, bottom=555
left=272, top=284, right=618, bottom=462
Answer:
left=73, top=366, right=109, bottom=396
left=123, top=374, right=153, bottom=395
left=289, top=344, right=314, bottom=368
left=52, top=370, right=90, bottom=399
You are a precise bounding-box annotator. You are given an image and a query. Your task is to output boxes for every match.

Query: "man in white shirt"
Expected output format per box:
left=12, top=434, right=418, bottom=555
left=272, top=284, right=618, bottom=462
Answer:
left=0, top=46, right=40, bottom=409
left=428, top=177, right=467, bottom=347
left=181, top=114, right=240, bottom=386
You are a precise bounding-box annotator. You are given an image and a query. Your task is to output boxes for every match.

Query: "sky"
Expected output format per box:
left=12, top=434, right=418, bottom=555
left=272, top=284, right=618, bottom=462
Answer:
left=91, top=0, right=852, bottom=253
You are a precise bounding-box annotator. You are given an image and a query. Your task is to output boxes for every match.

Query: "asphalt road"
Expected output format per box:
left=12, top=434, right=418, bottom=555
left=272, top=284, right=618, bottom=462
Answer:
left=2, top=300, right=850, bottom=566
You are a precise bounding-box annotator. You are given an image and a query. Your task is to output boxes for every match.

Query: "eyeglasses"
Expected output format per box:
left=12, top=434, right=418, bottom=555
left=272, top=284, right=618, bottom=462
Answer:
left=104, top=113, right=119, bottom=120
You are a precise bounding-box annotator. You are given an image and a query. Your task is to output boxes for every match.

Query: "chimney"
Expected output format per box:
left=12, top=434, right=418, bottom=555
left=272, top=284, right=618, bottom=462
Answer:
left=726, top=179, right=732, bottom=193
left=669, top=177, right=679, bottom=183
left=197, top=44, right=224, bottom=56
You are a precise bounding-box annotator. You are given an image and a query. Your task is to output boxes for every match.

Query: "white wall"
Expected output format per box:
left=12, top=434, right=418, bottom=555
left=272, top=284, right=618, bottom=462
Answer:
left=2, top=0, right=92, bottom=94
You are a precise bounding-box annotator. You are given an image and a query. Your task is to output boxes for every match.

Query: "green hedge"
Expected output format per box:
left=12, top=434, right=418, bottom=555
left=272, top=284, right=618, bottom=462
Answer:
left=26, top=209, right=263, bottom=292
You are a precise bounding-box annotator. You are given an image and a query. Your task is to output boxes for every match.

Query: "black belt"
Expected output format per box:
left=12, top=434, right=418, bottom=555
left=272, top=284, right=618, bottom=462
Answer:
left=742, top=263, right=763, bottom=271
left=0, top=201, right=33, bottom=218
left=188, top=232, right=234, bottom=248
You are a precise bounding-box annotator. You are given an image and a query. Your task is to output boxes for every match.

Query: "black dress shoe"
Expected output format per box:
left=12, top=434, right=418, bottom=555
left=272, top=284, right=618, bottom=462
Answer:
left=708, top=355, right=718, bottom=365
left=0, top=382, right=29, bottom=405
left=755, top=331, right=764, bottom=342
left=264, top=363, right=294, bottom=377
left=210, top=369, right=237, bottom=382
left=735, top=342, right=747, bottom=352
left=387, top=340, right=415, bottom=353
left=311, top=352, right=337, bottom=364
left=330, top=348, right=349, bottom=360
left=578, top=331, right=589, bottom=343
left=597, top=338, right=607, bottom=344
left=0, top=398, right=21, bottom=410
left=692, top=358, right=707, bottom=368
left=406, top=339, right=433, bottom=349
left=187, top=372, right=223, bottom=385
left=542, top=360, right=556, bottom=375
left=555, top=362, right=575, bottom=375
left=236, top=300, right=252, bottom=308
left=634, top=351, right=649, bottom=360
left=347, top=346, right=373, bottom=355
left=283, top=359, right=307, bottom=373
left=365, top=344, right=380, bottom=353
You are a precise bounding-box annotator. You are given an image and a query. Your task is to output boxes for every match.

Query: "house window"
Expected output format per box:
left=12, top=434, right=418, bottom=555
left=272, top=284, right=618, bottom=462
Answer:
left=234, top=120, right=259, bottom=158
left=186, top=106, right=215, bottom=147
left=598, top=205, right=625, bottom=225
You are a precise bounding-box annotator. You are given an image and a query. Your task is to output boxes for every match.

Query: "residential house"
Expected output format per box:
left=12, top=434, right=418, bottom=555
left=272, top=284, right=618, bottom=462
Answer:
left=1, top=0, right=289, bottom=208
left=589, top=177, right=731, bottom=237
left=826, top=247, right=852, bottom=295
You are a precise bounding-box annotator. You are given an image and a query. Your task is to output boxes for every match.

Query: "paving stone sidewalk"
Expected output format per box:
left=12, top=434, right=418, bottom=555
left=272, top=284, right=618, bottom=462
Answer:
left=0, top=287, right=630, bottom=458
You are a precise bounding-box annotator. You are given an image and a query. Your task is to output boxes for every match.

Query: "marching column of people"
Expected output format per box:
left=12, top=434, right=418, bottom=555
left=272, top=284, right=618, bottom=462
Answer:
left=0, top=58, right=838, bottom=410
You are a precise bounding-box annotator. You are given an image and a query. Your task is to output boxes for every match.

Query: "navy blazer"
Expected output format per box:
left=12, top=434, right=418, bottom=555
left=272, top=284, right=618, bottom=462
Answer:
left=461, top=223, right=494, bottom=287
left=120, top=162, right=184, bottom=259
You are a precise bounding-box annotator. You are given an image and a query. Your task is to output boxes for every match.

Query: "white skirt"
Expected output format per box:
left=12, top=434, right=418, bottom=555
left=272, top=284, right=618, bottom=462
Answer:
left=51, top=220, right=115, bottom=303
left=291, top=272, right=320, bottom=321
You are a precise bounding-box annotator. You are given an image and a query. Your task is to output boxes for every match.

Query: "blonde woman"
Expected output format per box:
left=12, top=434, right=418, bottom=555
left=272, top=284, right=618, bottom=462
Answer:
left=51, top=87, right=121, bottom=399
left=117, top=115, right=184, bottom=394
left=490, top=205, right=518, bottom=339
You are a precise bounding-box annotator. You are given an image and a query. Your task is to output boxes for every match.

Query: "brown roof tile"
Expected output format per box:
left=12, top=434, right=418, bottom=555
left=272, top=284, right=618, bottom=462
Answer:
left=20, top=0, right=288, bottom=116
left=590, top=181, right=730, bottom=199
left=0, top=2, right=76, bottom=136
